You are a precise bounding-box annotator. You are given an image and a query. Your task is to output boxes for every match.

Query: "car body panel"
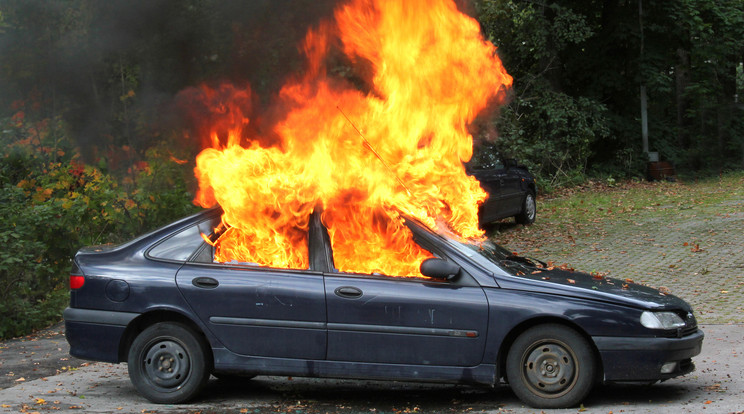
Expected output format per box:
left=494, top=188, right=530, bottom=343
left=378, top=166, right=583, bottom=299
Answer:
left=495, top=269, right=693, bottom=311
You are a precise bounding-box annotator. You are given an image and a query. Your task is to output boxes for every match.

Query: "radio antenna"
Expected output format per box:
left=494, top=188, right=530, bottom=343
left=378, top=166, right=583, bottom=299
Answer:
left=337, top=106, right=412, bottom=196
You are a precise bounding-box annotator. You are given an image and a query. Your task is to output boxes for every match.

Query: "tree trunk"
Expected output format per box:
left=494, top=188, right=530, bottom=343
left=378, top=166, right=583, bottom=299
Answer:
left=675, top=48, right=690, bottom=151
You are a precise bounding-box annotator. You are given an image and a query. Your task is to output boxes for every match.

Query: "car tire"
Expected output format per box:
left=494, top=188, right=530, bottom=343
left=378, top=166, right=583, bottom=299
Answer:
left=515, top=192, right=536, bottom=225
left=506, top=324, right=595, bottom=408
left=127, top=322, right=211, bottom=404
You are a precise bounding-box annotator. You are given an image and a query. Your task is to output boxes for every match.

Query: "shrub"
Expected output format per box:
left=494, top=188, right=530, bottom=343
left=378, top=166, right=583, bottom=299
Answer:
left=0, top=115, right=197, bottom=339
left=492, top=88, right=610, bottom=192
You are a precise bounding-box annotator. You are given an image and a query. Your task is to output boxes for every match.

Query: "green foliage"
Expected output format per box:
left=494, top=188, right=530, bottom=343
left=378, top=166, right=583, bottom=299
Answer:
left=494, top=88, right=610, bottom=191
left=0, top=115, right=197, bottom=339
left=477, top=0, right=744, bottom=184
left=476, top=0, right=610, bottom=190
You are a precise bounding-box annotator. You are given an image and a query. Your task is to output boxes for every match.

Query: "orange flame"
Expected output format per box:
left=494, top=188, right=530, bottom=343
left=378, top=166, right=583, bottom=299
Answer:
left=192, top=0, right=512, bottom=277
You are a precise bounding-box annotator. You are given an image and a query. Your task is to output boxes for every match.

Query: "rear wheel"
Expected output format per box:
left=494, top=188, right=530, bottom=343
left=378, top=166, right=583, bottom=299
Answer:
left=506, top=324, right=595, bottom=408
left=128, top=322, right=210, bottom=404
left=515, top=192, right=536, bottom=225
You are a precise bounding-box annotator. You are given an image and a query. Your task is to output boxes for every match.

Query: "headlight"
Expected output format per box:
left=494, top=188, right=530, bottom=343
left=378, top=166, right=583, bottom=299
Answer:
left=640, top=311, right=686, bottom=329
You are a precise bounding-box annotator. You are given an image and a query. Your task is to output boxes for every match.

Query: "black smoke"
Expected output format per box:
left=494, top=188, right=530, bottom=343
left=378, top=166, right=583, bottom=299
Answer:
left=0, top=0, right=338, bottom=159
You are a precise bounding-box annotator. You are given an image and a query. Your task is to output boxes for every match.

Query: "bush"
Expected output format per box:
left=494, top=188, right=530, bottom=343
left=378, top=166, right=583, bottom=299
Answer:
left=491, top=88, right=610, bottom=192
left=0, top=115, right=197, bottom=339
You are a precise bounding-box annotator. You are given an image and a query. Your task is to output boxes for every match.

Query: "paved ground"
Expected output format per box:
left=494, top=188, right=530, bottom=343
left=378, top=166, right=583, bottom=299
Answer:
left=493, top=177, right=744, bottom=324
left=0, top=324, right=741, bottom=413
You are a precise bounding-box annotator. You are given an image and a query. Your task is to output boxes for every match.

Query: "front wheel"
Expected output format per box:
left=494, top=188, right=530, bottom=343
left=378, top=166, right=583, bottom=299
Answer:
left=128, top=322, right=211, bottom=404
left=506, top=324, right=595, bottom=408
left=515, top=192, right=536, bottom=225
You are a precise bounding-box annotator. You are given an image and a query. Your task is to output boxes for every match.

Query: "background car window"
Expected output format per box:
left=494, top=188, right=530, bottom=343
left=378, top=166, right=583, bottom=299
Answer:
left=148, top=218, right=218, bottom=262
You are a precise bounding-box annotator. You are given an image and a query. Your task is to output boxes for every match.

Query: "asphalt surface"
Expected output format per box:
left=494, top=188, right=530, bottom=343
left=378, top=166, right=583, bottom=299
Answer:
left=0, top=323, right=742, bottom=413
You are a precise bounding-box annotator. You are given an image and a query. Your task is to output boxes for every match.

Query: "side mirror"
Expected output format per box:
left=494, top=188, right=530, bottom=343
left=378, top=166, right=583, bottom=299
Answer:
left=420, top=258, right=461, bottom=281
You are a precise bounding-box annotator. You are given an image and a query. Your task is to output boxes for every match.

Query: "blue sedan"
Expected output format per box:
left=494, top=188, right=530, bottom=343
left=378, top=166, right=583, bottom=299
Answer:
left=64, top=208, right=703, bottom=408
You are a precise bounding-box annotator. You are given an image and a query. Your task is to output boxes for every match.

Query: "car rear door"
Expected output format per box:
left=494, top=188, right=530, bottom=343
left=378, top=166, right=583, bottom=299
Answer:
left=472, top=162, right=508, bottom=223
left=500, top=160, right=525, bottom=215
left=176, top=251, right=327, bottom=360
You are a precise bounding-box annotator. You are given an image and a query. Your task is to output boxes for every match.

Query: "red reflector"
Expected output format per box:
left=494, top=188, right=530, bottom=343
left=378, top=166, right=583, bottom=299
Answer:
left=70, top=275, right=85, bottom=290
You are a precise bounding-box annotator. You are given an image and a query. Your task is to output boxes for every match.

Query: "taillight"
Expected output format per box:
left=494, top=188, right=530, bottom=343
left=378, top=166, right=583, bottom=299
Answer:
left=70, top=275, right=85, bottom=290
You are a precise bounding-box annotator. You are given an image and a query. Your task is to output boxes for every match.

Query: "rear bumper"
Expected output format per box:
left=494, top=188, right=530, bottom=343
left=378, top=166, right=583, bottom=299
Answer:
left=594, top=329, right=704, bottom=382
left=64, top=307, right=139, bottom=363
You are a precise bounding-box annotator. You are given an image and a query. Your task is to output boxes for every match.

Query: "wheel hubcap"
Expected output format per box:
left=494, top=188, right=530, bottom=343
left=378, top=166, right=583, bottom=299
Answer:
left=525, top=195, right=536, bottom=220
left=522, top=340, right=577, bottom=398
left=143, top=340, right=190, bottom=389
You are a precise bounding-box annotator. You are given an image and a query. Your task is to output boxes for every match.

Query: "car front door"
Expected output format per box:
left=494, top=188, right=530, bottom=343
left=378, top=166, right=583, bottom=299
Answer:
left=315, top=215, right=490, bottom=367
left=324, top=275, right=489, bottom=366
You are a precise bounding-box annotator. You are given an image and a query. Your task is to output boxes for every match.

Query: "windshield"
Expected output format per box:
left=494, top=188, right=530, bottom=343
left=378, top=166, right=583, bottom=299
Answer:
left=447, top=237, right=544, bottom=276
left=402, top=215, right=543, bottom=277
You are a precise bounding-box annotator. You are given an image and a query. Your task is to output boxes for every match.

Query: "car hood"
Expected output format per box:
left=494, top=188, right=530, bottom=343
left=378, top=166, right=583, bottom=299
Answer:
left=495, top=266, right=692, bottom=311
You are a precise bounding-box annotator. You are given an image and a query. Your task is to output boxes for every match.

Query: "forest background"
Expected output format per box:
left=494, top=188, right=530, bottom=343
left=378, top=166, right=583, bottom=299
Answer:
left=0, top=0, right=742, bottom=338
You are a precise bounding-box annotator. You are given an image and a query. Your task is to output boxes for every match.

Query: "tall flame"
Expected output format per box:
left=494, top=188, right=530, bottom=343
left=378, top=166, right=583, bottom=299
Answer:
left=192, top=0, right=512, bottom=276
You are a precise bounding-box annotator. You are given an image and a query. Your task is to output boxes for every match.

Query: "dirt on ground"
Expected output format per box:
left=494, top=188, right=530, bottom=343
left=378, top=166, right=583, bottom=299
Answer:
left=0, top=322, right=86, bottom=391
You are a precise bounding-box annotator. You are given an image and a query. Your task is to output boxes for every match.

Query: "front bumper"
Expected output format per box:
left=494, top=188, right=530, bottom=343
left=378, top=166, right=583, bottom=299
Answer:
left=64, top=307, right=139, bottom=363
left=593, top=329, right=704, bottom=382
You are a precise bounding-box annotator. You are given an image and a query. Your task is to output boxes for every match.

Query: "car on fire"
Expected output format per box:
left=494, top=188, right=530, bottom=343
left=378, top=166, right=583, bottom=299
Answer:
left=467, top=156, right=537, bottom=226
left=65, top=207, right=703, bottom=409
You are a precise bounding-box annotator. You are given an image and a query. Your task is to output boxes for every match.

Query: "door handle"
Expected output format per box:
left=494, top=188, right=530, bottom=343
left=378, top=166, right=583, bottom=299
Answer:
left=334, top=286, right=362, bottom=298
left=192, top=277, right=219, bottom=289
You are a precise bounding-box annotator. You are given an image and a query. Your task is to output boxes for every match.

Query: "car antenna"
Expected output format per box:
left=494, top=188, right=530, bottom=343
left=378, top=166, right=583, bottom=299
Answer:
left=337, top=105, right=412, bottom=197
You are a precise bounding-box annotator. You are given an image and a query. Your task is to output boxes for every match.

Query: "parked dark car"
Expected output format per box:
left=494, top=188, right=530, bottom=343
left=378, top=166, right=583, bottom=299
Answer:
left=65, top=208, right=703, bottom=409
left=467, top=157, right=537, bottom=226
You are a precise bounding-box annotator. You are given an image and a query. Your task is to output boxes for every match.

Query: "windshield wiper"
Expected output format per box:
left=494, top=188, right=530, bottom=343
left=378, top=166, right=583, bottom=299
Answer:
left=501, top=255, right=547, bottom=269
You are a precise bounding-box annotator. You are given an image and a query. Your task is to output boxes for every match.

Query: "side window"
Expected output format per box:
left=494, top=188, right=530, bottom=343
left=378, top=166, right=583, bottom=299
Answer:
left=189, top=217, right=310, bottom=270
left=148, top=218, right=219, bottom=262
left=192, top=243, right=215, bottom=264
left=321, top=210, right=434, bottom=279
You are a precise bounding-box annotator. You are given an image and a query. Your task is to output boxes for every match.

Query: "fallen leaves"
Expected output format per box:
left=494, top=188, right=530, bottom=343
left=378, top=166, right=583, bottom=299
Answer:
left=690, top=244, right=705, bottom=253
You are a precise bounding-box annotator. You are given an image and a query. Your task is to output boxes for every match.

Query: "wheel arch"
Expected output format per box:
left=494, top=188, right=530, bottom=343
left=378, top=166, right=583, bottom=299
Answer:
left=118, top=308, right=213, bottom=368
left=496, top=316, right=603, bottom=383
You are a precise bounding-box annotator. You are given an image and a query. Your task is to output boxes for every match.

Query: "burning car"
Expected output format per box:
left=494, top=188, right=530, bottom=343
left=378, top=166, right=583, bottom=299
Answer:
left=65, top=207, right=703, bottom=409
